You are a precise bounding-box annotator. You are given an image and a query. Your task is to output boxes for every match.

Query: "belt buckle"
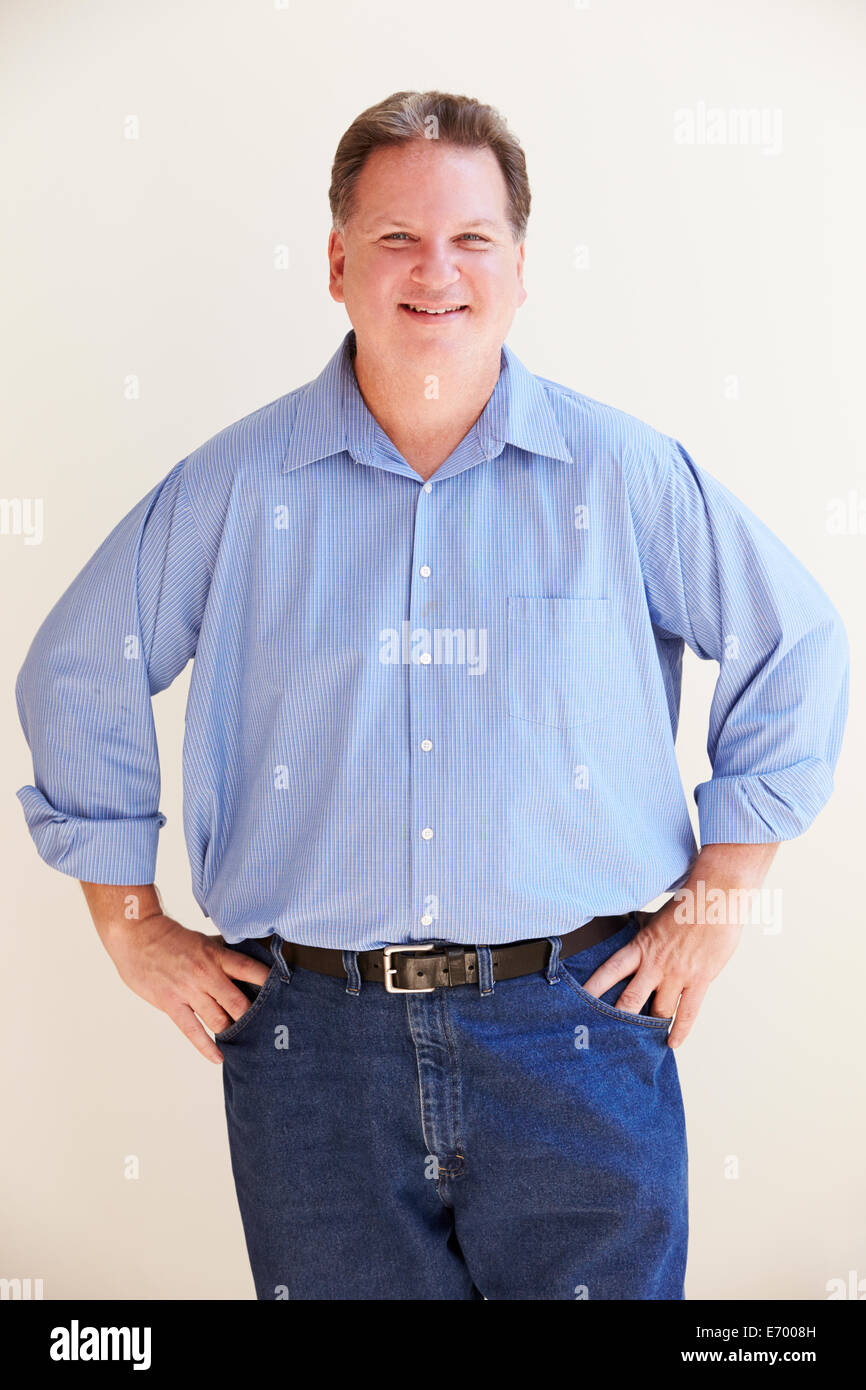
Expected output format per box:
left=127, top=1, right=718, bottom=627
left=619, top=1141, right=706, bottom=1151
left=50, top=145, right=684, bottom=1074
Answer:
left=382, top=941, right=436, bottom=993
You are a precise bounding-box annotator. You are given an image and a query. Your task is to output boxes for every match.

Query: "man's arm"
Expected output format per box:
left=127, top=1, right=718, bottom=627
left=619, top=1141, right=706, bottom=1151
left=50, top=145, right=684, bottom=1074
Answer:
left=626, top=434, right=849, bottom=846
left=15, top=458, right=205, bottom=883
left=15, top=458, right=266, bottom=1060
left=594, top=433, right=851, bottom=1044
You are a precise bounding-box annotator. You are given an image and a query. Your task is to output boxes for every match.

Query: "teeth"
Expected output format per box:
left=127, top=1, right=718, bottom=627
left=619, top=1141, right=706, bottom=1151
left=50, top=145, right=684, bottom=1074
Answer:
left=405, top=305, right=465, bottom=314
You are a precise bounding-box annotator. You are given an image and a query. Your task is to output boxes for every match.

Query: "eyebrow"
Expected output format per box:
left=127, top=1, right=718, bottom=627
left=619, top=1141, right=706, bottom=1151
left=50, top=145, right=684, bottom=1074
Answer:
left=368, top=216, right=503, bottom=231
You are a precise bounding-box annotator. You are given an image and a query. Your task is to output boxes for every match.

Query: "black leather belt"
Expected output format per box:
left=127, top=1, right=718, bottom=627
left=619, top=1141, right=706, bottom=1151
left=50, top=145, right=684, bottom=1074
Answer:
left=261, top=913, right=633, bottom=992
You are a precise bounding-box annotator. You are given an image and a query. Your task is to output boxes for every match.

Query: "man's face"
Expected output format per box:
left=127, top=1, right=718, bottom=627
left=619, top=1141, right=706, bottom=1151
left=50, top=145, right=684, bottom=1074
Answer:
left=328, top=140, right=527, bottom=370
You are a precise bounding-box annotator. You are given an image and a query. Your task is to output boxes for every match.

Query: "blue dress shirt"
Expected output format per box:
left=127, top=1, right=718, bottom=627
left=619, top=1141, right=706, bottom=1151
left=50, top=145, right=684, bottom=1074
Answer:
left=15, top=329, right=849, bottom=948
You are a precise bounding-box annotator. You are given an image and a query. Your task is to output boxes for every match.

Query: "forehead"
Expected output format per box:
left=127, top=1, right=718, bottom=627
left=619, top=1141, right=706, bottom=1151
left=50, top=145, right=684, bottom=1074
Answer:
left=351, top=141, right=511, bottom=228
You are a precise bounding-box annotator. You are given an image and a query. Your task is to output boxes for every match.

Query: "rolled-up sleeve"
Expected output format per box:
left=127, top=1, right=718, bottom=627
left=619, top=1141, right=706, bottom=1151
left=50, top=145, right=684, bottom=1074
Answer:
left=14, top=457, right=211, bottom=883
left=633, top=436, right=850, bottom=844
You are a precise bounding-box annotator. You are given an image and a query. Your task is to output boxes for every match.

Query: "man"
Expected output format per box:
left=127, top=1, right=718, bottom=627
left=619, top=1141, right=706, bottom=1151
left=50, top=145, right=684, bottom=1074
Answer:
left=15, top=91, right=849, bottom=1301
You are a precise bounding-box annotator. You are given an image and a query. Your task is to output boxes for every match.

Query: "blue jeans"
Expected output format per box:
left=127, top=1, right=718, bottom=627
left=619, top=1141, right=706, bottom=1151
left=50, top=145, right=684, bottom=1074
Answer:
left=218, top=915, right=688, bottom=1300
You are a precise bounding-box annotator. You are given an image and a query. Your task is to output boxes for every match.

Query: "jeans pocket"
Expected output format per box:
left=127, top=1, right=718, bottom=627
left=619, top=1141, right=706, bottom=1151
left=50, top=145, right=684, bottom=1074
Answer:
left=214, top=951, right=281, bottom=1044
left=557, top=920, right=673, bottom=1031
left=558, top=962, right=672, bottom=1030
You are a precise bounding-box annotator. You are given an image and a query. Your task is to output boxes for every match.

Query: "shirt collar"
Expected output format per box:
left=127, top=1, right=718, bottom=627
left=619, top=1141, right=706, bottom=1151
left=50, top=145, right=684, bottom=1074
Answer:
left=281, top=328, right=572, bottom=478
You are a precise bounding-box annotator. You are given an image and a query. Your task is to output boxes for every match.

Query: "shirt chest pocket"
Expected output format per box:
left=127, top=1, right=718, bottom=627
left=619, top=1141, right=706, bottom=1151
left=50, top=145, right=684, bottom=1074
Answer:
left=507, top=596, right=611, bottom=730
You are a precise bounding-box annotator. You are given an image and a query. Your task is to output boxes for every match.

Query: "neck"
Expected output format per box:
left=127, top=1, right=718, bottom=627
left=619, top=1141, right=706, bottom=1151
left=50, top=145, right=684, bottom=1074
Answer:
left=351, top=340, right=502, bottom=482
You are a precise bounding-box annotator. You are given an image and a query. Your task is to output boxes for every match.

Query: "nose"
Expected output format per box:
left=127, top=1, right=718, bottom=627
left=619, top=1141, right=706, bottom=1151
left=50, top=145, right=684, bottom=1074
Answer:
left=408, top=241, right=462, bottom=294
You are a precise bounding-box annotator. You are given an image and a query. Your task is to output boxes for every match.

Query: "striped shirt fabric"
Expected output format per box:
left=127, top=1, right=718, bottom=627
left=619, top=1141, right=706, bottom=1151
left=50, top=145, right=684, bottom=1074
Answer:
left=15, top=329, right=849, bottom=948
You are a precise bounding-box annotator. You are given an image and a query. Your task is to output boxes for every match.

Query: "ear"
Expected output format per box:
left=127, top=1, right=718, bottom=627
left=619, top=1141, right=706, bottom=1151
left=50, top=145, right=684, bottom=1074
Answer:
left=515, top=239, right=528, bottom=308
left=328, top=228, right=346, bottom=304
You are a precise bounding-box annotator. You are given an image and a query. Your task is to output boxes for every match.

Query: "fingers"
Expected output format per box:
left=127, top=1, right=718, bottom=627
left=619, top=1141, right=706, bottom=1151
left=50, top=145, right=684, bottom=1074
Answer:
left=209, top=979, right=259, bottom=1028
left=207, top=949, right=271, bottom=1030
left=166, top=1003, right=224, bottom=1065
left=666, top=983, right=708, bottom=1049
left=200, top=945, right=275, bottom=1032
left=580, top=941, right=642, bottom=1000
left=612, top=973, right=660, bottom=1017
left=653, top=982, right=684, bottom=1021
left=219, top=947, right=271, bottom=987
left=188, top=988, right=238, bottom=1035
left=581, top=919, right=714, bottom=1042
left=169, top=978, right=253, bottom=1048
left=165, top=945, right=269, bottom=1054
left=583, top=941, right=671, bottom=1020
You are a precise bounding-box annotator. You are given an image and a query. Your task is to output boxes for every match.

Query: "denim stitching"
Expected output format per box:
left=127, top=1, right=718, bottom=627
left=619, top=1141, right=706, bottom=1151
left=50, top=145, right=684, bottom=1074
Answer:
left=404, top=997, right=438, bottom=1166
left=438, top=991, right=466, bottom=1180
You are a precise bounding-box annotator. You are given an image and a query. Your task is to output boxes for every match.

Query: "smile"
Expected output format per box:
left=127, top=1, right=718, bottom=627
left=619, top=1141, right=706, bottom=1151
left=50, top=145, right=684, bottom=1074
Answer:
left=399, top=304, right=469, bottom=317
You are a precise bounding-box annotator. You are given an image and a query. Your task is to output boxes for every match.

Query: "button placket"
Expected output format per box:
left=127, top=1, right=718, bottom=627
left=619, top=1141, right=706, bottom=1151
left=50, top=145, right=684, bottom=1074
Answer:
left=409, top=481, right=439, bottom=939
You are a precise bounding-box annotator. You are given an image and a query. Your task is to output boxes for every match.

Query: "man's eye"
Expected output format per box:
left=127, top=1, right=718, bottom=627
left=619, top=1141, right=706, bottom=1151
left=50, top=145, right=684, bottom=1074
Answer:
left=381, top=233, right=488, bottom=243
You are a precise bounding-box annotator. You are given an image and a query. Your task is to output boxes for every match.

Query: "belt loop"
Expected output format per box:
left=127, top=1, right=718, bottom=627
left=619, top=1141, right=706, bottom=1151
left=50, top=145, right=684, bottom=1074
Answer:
left=476, top=945, right=495, bottom=996
left=270, top=934, right=292, bottom=983
left=545, top=935, right=562, bottom=984
left=446, top=946, right=467, bottom=987
left=342, top=949, right=362, bottom=996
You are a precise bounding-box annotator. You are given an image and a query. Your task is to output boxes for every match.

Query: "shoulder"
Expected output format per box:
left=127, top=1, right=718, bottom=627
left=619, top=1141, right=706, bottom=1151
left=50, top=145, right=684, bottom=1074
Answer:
left=530, top=366, right=677, bottom=501
left=180, top=385, right=306, bottom=497
left=165, top=384, right=308, bottom=567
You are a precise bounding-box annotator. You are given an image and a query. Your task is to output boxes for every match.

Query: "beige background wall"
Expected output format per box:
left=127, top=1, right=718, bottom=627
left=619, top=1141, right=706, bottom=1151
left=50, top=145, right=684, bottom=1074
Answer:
left=2, top=0, right=863, bottom=1299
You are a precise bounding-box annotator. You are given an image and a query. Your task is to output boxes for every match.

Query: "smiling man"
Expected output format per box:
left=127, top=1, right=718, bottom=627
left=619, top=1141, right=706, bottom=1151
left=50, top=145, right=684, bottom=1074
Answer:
left=15, top=90, right=849, bottom=1301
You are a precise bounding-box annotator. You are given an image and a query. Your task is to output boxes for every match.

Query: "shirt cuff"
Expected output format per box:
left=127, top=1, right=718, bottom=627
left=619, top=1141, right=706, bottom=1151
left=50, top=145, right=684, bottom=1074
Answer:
left=16, top=784, right=167, bottom=884
left=695, top=760, right=836, bottom=844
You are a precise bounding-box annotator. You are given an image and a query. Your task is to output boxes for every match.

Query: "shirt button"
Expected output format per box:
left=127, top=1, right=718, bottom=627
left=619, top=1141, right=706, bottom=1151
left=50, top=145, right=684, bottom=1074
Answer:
left=419, top=651, right=432, bottom=664
left=419, top=564, right=431, bottom=578
left=423, top=482, right=433, bottom=493
left=420, top=738, right=433, bottom=751
left=420, top=913, right=434, bottom=926
left=421, top=827, right=434, bottom=840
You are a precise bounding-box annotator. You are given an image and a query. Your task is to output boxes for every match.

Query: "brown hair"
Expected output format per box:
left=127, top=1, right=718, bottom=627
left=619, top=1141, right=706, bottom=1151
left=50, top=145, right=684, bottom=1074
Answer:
left=328, top=90, right=531, bottom=242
